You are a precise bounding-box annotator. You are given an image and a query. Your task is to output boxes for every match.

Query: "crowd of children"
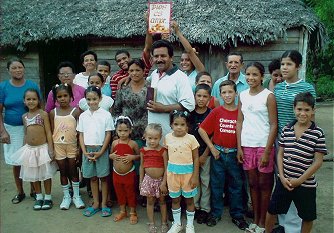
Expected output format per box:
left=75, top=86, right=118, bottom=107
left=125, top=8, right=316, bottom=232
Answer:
left=1, top=44, right=328, bottom=233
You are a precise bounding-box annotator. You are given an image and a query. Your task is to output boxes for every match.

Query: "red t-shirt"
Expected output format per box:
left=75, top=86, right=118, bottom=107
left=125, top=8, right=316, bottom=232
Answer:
left=141, top=147, right=165, bottom=168
left=199, top=106, right=238, bottom=148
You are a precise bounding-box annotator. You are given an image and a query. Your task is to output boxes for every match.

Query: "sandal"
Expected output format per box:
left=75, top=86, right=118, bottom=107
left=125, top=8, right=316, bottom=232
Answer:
left=12, top=193, right=26, bottom=204
left=113, top=211, right=127, bottom=222
left=83, top=207, right=101, bottom=217
left=161, top=222, right=169, bottom=233
left=101, top=207, right=112, bottom=217
left=129, top=212, right=138, bottom=225
left=41, top=199, right=53, bottom=210
left=33, top=199, right=44, bottom=210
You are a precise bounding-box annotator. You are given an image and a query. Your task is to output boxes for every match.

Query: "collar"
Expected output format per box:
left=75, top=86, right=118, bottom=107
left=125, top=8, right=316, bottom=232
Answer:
left=224, top=72, right=246, bottom=85
left=288, top=120, right=316, bottom=130
left=156, top=64, right=178, bottom=77
left=284, top=79, right=302, bottom=86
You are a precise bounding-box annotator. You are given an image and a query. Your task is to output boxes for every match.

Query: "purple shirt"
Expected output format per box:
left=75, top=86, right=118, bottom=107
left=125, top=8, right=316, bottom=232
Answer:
left=45, top=84, right=85, bottom=113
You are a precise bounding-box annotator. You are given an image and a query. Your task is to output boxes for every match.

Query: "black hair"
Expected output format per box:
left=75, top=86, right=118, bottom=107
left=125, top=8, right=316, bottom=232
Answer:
left=219, top=80, right=237, bottom=93
left=226, top=52, right=243, bottom=63
left=97, top=60, right=111, bottom=70
left=80, top=50, right=97, bottom=63
left=246, top=62, right=265, bottom=77
left=23, top=88, right=41, bottom=110
left=195, top=71, right=212, bottom=83
left=195, top=83, right=212, bottom=95
left=7, top=58, right=25, bottom=69
left=294, top=92, right=315, bottom=108
left=281, top=50, right=303, bottom=67
left=268, top=59, right=281, bottom=74
left=152, top=39, right=174, bottom=57
left=85, top=86, right=102, bottom=99
left=115, top=116, right=133, bottom=130
left=115, top=50, right=130, bottom=60
left=128, top=58, right=145, bottom=71
left=88, top=72, right=104, bottom=83
left=169, top=110, right=191, bottom=126
left=56, top=61, right=76, bottom=74
left=52, top=84, right=74, bottom=104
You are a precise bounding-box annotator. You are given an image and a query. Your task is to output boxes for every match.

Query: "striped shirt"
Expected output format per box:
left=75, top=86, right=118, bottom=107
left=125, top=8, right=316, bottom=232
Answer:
left=279, top=120, right=327, bottom=188
left=274, top=80, right=316, bottom=134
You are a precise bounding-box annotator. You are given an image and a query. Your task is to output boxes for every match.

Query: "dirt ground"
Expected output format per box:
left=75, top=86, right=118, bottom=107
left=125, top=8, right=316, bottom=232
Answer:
left=0, top=102, right=333, bottom=233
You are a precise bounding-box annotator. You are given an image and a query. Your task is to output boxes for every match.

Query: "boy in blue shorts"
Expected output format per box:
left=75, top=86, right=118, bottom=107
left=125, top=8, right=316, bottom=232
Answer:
left=265, top=92, right=327, bottom=233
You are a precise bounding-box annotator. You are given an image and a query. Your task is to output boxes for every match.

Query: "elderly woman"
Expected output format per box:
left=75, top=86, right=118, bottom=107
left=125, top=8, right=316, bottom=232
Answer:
left=45, top=61, right=85, bottom=113
left=0, top=58, right=41, bottom=204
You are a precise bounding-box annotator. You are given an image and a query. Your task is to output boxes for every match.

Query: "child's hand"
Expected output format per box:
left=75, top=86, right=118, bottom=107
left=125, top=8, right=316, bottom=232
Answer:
left=288, top=178, right=302, bottom=188
left=0, top=131, right=10, bottom=144
left=260, top=153, right=270, bottom=167
left=91, top=151, right=102, bottom=160
left=109, top=151, right=120, bottom=161
left=199, top=155, right=208, bottom=167
left=160, top=183, right=168, bottom=196
left=48, top=148, right=55, bottom=160
left=84, top=151, right=95, bottom=162
left=121, top=154, right=135, bottom=164
left=280, top=176, right=293, bottom=191
left=237, top=149, right=244, bottom=164
left=210, top=147, right=220, bottom=160
left=189, top=175, right=199, bottom=189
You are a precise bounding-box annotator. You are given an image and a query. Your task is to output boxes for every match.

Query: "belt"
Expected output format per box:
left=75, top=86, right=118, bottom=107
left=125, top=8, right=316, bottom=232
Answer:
left=214, top=144, right=237, bottom=153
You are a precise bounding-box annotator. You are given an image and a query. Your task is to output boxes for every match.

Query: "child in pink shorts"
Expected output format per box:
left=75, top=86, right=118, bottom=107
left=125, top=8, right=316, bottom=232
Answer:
left=236, top=62, right=278, bottom=232
left=139, top=123, right=168, bottom=233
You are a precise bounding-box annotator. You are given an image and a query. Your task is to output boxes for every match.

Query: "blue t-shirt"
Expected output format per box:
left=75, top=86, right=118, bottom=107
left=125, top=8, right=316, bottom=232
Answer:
left=0, top=80, right=41, bottom=126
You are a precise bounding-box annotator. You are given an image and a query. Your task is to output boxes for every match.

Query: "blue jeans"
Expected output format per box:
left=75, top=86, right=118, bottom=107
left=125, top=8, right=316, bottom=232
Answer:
left=210, top=151, right=244, bottom=219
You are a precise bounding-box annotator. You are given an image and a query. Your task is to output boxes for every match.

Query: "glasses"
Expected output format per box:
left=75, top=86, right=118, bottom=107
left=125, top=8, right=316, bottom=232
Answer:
left=58, top=73, right=74, bottom=77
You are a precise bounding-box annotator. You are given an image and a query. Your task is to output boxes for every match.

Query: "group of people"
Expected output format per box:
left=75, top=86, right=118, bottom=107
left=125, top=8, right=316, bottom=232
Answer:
left=0, top=19, right=328, bottom=233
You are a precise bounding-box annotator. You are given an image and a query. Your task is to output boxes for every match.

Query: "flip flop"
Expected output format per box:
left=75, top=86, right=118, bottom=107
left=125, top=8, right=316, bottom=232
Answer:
left=11, top=193, right=26, bottom=204
left=83, top=207, right=101, bottom=217
left=101, top=207, right=112, bottom=217
left=113, top=211, right=127, bottom=222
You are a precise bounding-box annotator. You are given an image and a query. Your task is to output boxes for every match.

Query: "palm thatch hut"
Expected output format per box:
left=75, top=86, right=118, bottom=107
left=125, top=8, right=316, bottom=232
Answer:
left=0, top=0, right=324, bottom=97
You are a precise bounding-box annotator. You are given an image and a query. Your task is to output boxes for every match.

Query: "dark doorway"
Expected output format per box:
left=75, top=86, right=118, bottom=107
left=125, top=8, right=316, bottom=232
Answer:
left=39, top=39, right=88, bottom=99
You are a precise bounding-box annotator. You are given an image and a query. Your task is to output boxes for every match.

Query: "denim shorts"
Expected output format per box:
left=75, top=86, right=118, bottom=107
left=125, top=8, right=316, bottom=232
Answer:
left=82, top=146, right=110, bottom=178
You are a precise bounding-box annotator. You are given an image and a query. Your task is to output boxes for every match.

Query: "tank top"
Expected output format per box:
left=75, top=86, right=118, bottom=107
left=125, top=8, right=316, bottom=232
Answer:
left=141, top=147, right=165, bottom=168
left=25, top=113, right=44, bottom=127
left=53, top=108, right=77, bottom=144
left=113, top=140, right=134, bottom=156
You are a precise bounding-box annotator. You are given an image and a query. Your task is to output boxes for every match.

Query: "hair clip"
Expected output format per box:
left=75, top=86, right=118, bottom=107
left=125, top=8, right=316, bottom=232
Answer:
left=55, top=84, right=59, bottom=88
left=64, top=83, right=68, bottom=87
left=115, top=116, right=133, bottom=127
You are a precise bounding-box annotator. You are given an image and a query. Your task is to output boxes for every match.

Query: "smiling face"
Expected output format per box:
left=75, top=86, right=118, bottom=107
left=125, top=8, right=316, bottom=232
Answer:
left=180, top=53, right=194, bottom=73
left=83, top=54, right=96, bottom=72
left=226, top=55, right=243, bottom=75
left=56, top=89, right=71, bottom=107
left=245, top=66, right=263, bottom=89
left=294, top=101, right=314, bottom=125
left=128, top=63, right=145, bottom=83
left=88, top=75, right=104, bottom=88
left=8, top=61, right=25, bottom=81
left=281, top=57, right=300, bottom=82
left=171, top=117, right=188, bottom=137
left=152, top=47, right=173, bottom=73
left=97, top=65, right=110, bottom=81
left=220, top=85, right=236, bottom=106
left=24, top=91, right=40, bottom=111
left=58, top=66, right=75, bottom=85
left=116, top=53, right=130, bottom=71
left=271, top=69, right=283, bottom=84
left=85, top=91, right=101, bottom=111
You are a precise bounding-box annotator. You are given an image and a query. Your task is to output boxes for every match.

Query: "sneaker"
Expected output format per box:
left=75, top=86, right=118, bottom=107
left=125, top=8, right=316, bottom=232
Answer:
left=148, top=223, right=157, bottom=233
left=60, top=196, right=72, bottom=210
left=33, top=199, right=44, bottom=211
left=232, top=217, right=249, bottom=230
left=245, top=223, right=258, bottom=233
left=161, top=223, right=169, bottom=233
left=72, top=196, right=85, bottom=209
left=167, top=222, right=183, bottom=233
left=185, top=225, right=195, bottom=233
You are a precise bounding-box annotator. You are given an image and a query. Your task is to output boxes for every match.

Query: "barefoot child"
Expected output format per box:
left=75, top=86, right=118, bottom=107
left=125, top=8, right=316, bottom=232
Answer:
left=77, top=86, right=114, bottom=217
left=236, top=62, right=277, bottom=232
left=12, top=88, right=57, bottom=210
left=109, top=116, right=140, bottom=224
left=49, top=84, right=85, bottom=210
left=198, top=80, right=248, bottom=230
left=265, top=92, right=327, bottom=233
left=139, top=123, right=168, bottom=233
left=165, top=110, right=199, bottom=233
left=189, top=84, right=212, bottom=224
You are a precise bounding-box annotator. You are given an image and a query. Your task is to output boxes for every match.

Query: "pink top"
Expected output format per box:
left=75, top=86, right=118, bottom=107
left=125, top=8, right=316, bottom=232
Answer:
left=45, top=84, right=85, bottom=113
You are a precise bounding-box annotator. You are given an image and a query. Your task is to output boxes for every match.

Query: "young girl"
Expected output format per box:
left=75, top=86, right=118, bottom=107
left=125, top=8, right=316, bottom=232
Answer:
left=165, top=110, right=199, bottom=233
left=49, top=84, right=85, bottom=210
left=77, top=86, right=114, bottom=217
left=195, top=71, right=220, bottom=109
left=109, top=116, right=140, bottom=224
left=79, top=72, right=114, bottom=113
left=139, top=123, right=168, bottom=233
left=236, top=62, right=278, bottom=233
left=12, top=88, right=57, bottom=210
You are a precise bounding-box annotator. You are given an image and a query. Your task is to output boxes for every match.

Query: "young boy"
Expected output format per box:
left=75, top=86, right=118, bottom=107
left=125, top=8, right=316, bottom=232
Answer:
left=263, top=59, right=283, bottom=91
left=265, top=92, right=327, bottom=233
left=198, top=80, right=248, bottom=230
left=97, top=60, right=112, bottom=97
left=189, top=84, right=212, bottom=224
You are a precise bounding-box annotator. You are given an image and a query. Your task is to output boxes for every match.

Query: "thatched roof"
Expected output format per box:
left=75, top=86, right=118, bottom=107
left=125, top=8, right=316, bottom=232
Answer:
left=0, top=0, right=325, bottom=50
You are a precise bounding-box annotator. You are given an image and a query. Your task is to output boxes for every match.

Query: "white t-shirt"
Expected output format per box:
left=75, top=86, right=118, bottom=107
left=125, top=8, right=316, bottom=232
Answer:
left=73, top=73, right=89, bottom=89
left=240, top=88, right=272, bottom=147
left=77, top=108, right=114, bottom=145
left=78, top=95, right=114, bottom=112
